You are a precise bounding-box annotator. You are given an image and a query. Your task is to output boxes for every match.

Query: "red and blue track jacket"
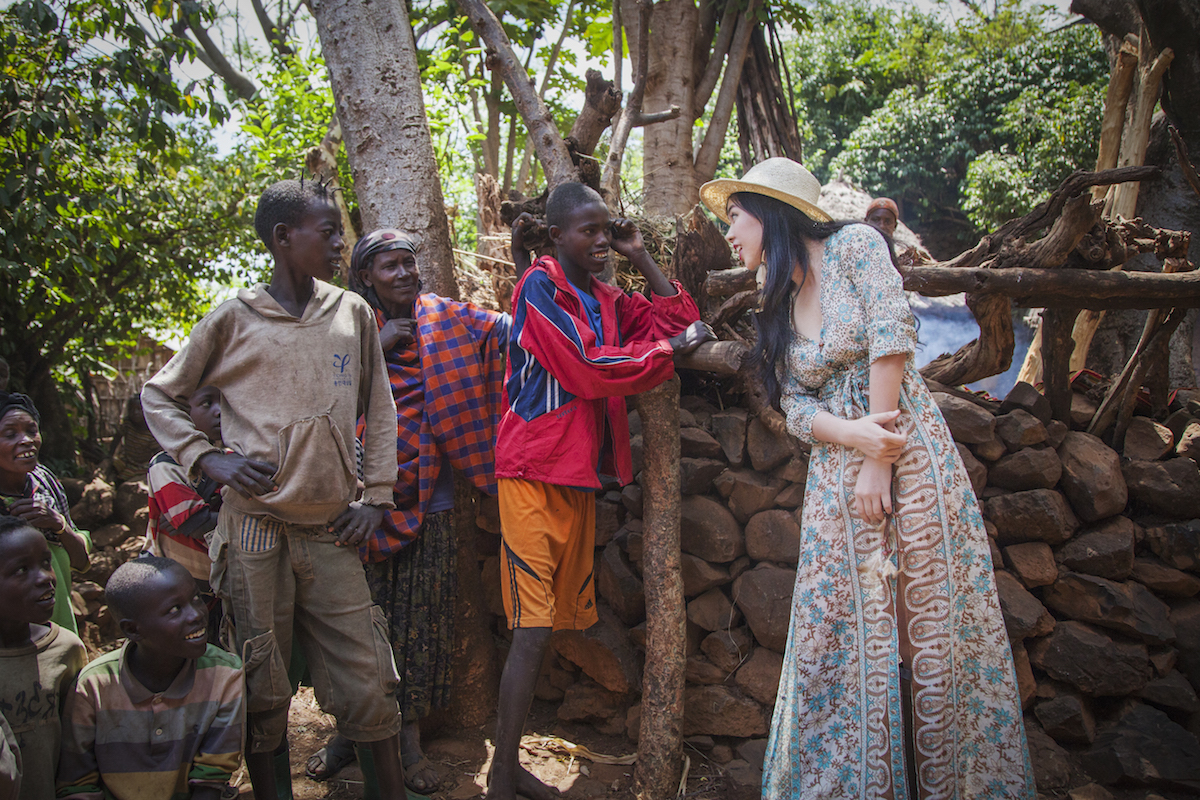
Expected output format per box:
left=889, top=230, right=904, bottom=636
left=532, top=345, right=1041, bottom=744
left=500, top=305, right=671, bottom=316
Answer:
left=496, top=255, right=701, bottom=489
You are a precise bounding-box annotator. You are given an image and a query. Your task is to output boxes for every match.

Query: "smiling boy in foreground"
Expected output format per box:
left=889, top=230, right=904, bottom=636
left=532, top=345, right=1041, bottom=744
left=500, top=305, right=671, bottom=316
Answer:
left=56, top=557, right=244, bottom=800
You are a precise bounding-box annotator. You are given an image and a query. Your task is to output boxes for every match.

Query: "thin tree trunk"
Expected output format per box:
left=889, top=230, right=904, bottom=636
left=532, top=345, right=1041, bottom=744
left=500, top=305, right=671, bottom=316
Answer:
left=311, top=0, right=459, bottom=299
left=694, top=0, right=759, bottom=183
left=1107, top=31, right=1174, bottom=218
left=601, top=0, right=651, bottom=202
left=633, top=377, right=686, bottom=800
left=735, top=25, right=804, bottom=167
left=458, top=0, right=577, bottom=189
left=641, top=0, right=698, bottom=218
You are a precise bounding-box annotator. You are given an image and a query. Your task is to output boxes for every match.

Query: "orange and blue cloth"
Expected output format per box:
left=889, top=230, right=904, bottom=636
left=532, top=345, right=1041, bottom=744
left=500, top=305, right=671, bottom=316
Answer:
left=359, top=294, right=509, bottom=561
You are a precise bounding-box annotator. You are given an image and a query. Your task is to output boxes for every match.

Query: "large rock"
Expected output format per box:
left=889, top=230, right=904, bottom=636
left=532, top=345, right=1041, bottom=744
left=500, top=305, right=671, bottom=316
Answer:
left=1130, top=556, right=1200, bottom=598
left=1082, top=704, right=1200, bottom=791
left=681, top=553, right=730, bottom=598
left=1123, top=417, right=1175, bottom=461
left=552, top=606, right=640, bottom=694
left=723, top=470, right=787, bottom=523
left=680, top=458, right=727, bottom=495
left=988, top=447, right=1061, bottom=491
left=683, top=684, right=767, bottom=737
left=556, top=679, right=628, bottom=724
left=1003, top=542, right=1058, bottom=588
left=932, top=393, right=995, bottom=444
left=621, top=484, right=643, bottom=518
left=1176, top=421, right=1200, bottom=461
left=1135, top=670, right=1200, bottom=715
left=956, top=444, right=987, bottom=494
left=701, top=627, right=753, bottom=672
left=1143, top=520, right=1200, bottom=571
left=679, top=426, right=724, bottom=460
left=733, top=564, right=796, bottom=653
left=70, top=475, right=115, bottom=529
left=1035, top=692, right=1096, bottom=744
left=90, top=523, right=133, bottom=550
left=744, top=510, right=801, bottom=565
left=1027, top=725, right=1072, bottom=791
left=595, top=497, right=622, bottom=547
left=1056, top=517, right=1136, bottom=580
left=687, top=587, right=742, bottom=632
left=710, top=409, right=748, bottom=468
left=994, top=570, right=1055, bottom=640
left=680, top=495, right=744, bottom=563
left=971, top=435, right=1007, bottom=462
left=1058, top=432, right=1128, bottom=522
left=686, top=655, right=730, bottom=684
left=1171, top=600, right=1200, bottom=692
left=1028, top=621, right=1151, bottom=696
left=113, top=480, right=149, bottom=528
left=985, top=489, right=1079, bottom=546
left=1042, top=572, right=1174, bottom=645
left=735, top=647, right=784, bottom=705
left=1123, top=458, right=1200, bottom=518
left=1012, top=641, right=1036, bottom=708
left=1000, top=381, right=1052, bottom=424
left=747, top=416, right=795, bottom=472
left=995, top=409, right=1047, bottom=452
left=597, top=542, right=645, bottom=626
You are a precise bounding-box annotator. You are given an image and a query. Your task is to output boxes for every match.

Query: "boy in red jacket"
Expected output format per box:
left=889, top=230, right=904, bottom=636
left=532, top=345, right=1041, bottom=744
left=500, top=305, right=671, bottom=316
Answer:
left=489, top=183, right=712, bottom=800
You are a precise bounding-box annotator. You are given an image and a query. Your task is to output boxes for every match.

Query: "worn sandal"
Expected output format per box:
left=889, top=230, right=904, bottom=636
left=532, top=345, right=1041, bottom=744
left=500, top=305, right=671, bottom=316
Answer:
left=304, top=736, right=357, bottom=781
left=404, top=754, right=441, bottom=794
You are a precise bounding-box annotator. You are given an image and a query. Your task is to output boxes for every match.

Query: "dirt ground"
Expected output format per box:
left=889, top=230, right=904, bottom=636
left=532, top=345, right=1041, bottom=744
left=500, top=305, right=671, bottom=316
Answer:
left=240, top=687, right=749, bottom=800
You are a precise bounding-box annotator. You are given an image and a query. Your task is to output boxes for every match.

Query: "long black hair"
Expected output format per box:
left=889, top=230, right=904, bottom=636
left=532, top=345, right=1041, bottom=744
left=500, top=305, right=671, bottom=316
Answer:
left=731, top=192, right=900, bottom=407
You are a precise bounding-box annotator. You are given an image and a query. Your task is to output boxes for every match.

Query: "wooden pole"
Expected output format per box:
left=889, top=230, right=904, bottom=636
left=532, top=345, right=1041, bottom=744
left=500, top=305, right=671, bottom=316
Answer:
left=633, top=376, right=686, bottom=800
left=1041, top=308, right=1077, bottom=422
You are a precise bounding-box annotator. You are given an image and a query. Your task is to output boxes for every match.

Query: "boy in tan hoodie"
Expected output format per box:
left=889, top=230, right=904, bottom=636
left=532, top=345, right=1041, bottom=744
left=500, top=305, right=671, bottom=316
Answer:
left=141, top=179, right=410, bottom=799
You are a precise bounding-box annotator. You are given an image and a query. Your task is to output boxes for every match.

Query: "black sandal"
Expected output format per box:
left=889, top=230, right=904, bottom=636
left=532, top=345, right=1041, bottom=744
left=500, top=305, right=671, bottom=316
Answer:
left=304, top=735, right=357, bottom=781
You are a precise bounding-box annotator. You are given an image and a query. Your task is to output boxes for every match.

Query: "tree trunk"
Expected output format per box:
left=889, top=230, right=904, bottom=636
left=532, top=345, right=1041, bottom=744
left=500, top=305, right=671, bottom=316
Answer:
left=735, top=25, right=804, bottom=168
left=633, top=377, right=685, bottom=800
left=310, top=0, right=460, bottom=299
left=641, top=0, right=698, bottom=218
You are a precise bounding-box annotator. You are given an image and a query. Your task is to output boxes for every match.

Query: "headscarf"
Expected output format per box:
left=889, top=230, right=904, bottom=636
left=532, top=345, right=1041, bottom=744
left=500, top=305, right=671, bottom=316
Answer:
left=0, top=392, right=39, bottom=424
left=865, top=197, right=899, bottom=220
left=349, top=228, right=419, bottom=315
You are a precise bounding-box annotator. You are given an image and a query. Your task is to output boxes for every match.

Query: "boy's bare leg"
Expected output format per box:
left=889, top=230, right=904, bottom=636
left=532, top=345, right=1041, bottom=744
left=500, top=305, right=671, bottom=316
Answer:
left=487, top=626, right=559, bottom=800
left=368, top=733, right=408, bottom=800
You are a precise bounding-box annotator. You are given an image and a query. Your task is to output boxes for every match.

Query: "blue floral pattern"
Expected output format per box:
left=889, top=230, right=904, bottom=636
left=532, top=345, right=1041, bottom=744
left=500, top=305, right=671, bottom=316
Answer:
left=763, top=225, right=1034, bottom=799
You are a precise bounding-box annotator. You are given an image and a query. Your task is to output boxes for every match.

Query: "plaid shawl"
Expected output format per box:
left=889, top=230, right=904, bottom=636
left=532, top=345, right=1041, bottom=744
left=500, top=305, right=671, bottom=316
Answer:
left=361, top=294, right=508, bottom=561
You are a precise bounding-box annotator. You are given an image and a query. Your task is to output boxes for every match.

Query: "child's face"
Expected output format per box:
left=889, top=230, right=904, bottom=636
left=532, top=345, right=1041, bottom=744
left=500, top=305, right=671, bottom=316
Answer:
left=551, top=201, right=613, bottom=275
left=124, top=567, right=209, bottom=660
left=188, top=386, right=221, bottom=443
left=361, top=249, right=420, bottom=311
left=281, top=199, right=345, bottom=282
left=0, top=527, right=57, bottom=626
left=0, top=409, right=40, bottom=479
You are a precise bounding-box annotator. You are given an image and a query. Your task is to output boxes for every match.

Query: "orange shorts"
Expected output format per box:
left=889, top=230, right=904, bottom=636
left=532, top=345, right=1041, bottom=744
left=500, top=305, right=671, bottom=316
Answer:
left=499, top=478, right=598, bottom=631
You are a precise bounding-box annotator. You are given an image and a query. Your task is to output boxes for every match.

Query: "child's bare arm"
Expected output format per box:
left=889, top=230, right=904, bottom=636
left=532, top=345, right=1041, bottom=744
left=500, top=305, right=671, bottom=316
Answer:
left=610, top=218, right=677, bottom=297
left=511, top=212, right=539, bottom=279
left=196, top=452, right=276, bottom=497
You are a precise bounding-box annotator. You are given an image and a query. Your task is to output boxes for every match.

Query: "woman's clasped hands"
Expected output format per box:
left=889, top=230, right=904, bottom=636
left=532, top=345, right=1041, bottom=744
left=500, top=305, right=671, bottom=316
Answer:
left=850, top=409, right=906, bottom=525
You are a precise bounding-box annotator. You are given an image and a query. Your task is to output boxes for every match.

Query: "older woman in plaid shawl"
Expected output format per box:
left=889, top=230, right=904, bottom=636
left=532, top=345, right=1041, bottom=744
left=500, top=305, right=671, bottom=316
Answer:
left=305, top=230, right=509, bottom=791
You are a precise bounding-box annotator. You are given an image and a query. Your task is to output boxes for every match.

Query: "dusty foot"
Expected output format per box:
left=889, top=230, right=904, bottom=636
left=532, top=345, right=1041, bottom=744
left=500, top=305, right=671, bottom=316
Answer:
left=400, top=723, right=440, bottom=794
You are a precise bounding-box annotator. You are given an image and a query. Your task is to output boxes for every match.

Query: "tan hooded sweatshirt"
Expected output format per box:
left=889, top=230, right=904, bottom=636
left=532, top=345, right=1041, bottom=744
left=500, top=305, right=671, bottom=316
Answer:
left=142, top=280, right=397, bottom=524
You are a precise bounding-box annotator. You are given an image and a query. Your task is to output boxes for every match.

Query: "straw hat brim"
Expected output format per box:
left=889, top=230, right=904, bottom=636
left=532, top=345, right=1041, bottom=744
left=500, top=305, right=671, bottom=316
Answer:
left=700, top=178, right=832, bottom=224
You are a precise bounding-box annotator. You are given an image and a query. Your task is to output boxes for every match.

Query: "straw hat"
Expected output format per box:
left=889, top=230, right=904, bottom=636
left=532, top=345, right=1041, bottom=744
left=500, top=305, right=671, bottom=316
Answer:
left=699, top=157, right=831, bottom=224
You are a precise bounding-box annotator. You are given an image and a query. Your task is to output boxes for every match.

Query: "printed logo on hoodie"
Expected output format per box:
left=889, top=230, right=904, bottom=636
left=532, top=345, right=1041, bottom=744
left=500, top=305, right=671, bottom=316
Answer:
left=332, top=353, right=352, bottom=387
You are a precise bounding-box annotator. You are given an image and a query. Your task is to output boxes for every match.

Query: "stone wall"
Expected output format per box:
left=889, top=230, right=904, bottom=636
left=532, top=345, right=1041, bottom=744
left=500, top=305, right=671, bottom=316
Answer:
left=61, top=377, right=1200, bottom=796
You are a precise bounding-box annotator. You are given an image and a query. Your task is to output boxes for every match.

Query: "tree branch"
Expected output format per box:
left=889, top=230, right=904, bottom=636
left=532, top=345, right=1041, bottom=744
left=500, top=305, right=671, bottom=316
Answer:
left=183, top=14, right=258, bottom=101
left=693, top=0, right=760, bottom=182
left=693, top=0, right=739, bottom=112
left=635, top=107, right=682, bottom=126
left=250, top=0, right=295, bottom=57
left=601, top=0, right=650, bottom=201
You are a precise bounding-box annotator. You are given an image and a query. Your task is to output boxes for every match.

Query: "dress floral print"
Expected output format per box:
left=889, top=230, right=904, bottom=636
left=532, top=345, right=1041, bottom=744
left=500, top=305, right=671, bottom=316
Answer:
left=763, top=224, right=1034, bottom=799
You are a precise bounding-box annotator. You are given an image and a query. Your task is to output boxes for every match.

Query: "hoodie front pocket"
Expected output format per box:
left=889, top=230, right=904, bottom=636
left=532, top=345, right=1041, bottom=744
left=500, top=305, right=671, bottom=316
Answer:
left=266, top=414, right=355, bottom=511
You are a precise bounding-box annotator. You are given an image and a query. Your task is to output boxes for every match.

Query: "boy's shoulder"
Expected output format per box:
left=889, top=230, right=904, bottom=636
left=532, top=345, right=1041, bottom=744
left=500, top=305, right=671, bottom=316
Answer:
left=75, top=644, right=122, bottom=682
left=197, top=643, right=242, bottom=672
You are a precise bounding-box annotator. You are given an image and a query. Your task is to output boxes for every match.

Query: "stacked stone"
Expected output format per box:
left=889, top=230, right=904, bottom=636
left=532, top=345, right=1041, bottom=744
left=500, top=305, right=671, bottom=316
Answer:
left=55, top=475, right=150, bottom=652
left=936, top=381, right=1200, bottom=794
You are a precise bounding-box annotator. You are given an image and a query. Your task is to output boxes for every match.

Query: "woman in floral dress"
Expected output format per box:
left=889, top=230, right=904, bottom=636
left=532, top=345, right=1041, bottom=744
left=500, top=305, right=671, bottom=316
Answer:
left=701, top=159, right=1033, bottom=799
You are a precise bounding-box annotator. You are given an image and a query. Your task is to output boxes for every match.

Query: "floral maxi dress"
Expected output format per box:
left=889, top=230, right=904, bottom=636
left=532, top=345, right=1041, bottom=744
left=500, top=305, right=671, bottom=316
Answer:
left=762, top=225, right=1034, bottom=800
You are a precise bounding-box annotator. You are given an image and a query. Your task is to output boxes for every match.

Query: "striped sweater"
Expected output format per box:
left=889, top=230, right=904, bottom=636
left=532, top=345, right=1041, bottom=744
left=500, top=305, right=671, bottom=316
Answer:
left=56, top=643, right=243, bottom=800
